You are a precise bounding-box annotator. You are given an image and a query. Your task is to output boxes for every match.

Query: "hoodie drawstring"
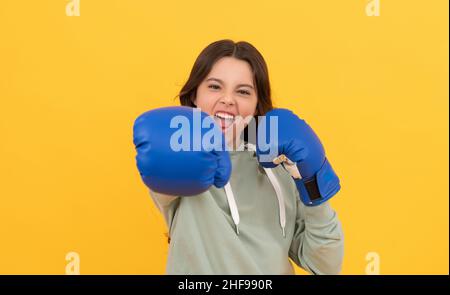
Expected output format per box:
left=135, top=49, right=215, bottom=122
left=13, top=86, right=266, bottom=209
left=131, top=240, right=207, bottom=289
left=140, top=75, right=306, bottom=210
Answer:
left=262, top=167, right=286, bottom=237
left=224, top=182, right=240, bottom=235
left=223, top=143, right=286, bottom=237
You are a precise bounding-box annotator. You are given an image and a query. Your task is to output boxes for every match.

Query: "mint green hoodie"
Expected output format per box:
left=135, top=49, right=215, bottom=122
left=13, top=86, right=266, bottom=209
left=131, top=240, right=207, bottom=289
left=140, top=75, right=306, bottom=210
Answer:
left=149, top=144, right=344, bottom=275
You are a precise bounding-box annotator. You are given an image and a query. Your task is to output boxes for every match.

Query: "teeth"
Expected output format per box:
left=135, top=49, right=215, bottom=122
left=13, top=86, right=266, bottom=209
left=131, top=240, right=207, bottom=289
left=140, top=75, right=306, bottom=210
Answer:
left=215, top=112, right=235, bottom=120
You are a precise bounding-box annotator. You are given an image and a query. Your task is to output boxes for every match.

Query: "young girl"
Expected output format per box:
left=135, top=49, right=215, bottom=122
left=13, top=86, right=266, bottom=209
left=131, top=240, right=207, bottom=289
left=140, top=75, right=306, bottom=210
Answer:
left=133, top=39, right=344, bottom=275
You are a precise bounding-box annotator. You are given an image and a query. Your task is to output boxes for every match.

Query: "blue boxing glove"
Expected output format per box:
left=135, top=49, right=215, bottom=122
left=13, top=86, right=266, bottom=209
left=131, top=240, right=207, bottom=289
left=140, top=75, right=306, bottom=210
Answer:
left=256, top=108, right=341, bottom=206
left=133, top=106, right=231, bottom=196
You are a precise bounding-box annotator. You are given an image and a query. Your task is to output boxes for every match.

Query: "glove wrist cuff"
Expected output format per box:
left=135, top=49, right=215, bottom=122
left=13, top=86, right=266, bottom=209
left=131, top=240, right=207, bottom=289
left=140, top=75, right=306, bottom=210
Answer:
left=295, top=158, right=341, bottom=206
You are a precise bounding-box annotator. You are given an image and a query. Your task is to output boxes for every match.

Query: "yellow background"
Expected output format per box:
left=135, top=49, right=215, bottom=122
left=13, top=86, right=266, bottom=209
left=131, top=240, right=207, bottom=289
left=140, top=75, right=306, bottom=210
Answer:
left=0, top=0, right=448, bottom=274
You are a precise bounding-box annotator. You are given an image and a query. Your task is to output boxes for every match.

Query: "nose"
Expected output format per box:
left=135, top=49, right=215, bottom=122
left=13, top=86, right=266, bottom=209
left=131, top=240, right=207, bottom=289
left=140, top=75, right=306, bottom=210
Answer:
left=219, top=95, right=235, bottom=106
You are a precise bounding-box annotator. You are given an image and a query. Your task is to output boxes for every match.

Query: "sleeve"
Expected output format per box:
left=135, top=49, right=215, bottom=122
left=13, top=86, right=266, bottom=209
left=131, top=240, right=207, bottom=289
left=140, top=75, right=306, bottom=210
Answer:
left=148, top=189, right=181, bottom=241
left=288, top=196, right=344, bottom=275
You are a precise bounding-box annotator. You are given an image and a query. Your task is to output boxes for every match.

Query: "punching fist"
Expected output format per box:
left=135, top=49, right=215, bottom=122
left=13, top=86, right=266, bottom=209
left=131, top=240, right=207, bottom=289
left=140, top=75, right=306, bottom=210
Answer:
left=133, top=106, right=232, bottom=196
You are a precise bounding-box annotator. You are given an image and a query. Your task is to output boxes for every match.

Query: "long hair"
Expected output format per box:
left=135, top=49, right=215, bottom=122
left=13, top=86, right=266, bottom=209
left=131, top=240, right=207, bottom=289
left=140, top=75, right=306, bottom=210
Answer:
left=177, top=39, right=273, bottom=117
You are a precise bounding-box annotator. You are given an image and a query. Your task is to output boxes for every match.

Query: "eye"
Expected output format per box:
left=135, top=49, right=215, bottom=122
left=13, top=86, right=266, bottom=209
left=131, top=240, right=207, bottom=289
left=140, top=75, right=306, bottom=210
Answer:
left=208, top=84, right=220, bottom=90
left=238, top=89, right=251, bottom=95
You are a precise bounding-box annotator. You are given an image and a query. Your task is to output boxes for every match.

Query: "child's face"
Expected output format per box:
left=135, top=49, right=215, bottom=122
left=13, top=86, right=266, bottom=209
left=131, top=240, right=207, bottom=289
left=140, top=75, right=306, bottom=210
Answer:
left=194, top=57, right=258, bottom=137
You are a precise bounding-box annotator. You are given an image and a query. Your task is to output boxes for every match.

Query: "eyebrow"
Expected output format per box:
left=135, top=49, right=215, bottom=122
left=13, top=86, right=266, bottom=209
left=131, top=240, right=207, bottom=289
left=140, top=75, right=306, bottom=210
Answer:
left=206, top=78, right=254, bottom=89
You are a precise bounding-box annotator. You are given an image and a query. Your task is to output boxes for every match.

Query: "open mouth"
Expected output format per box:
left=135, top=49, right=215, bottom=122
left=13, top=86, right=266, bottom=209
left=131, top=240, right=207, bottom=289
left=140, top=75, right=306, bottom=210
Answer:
left=214, top=111, right=235, bottom=131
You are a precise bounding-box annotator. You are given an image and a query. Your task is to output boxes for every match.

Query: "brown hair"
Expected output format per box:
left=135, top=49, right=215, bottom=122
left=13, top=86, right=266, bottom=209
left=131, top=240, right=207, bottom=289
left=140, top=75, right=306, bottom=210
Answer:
left=177, top=39, right=273, bottom=116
